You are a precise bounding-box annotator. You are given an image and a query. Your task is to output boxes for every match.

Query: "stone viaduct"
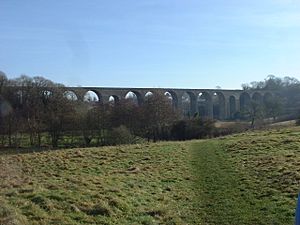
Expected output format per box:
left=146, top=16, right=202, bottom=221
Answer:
left=64, top=87, right=275, bottom=120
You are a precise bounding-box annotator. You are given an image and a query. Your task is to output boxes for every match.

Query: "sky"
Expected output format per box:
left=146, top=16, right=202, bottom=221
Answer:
left=1, top=0, right=300, bottom=89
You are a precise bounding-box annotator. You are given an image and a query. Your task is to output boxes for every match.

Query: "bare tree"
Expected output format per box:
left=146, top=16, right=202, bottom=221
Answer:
left=42, top=85, right=75, bottom=148
left=141, top=91, right=178, bottom=141
left=242, top=100, right=264, bottom=128
left=264, top=95, right=282, bottom=121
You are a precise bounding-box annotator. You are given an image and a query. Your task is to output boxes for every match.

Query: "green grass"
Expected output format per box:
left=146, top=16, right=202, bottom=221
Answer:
left=192, top=141, right=295, bottom=225
left=1, top=126, right=300, bottom=224
left=0, top=143, right=198, bottom=225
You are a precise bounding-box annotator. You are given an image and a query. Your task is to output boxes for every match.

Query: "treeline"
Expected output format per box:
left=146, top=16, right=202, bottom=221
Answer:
left=242, top=75, right=300, bottom=120
left=242, top=75, right=300, bottom=90
left=0, top=72, right=218, bottom=149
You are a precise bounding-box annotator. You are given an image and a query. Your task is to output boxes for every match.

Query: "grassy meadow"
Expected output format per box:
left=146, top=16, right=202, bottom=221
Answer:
left=1, top=126, right=300, bottom=224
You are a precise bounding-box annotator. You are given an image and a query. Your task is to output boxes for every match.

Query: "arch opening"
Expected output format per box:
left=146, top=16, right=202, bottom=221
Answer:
left=212, top=92, right=225, bottom=120
left=145, top=91, right=153, bottom=100
left=164, top=90, right=178, bottom=108
left=182, top=92, right=191, bottom=117
left=16, top=90, right=23, bottom=104
left=108, top=95, right=119, bottom=105
left=42, top=90, right=52, bottom=98
left=164, top=91, right=173, bottom=105
left=197, top=92, right=212, bottom=118
left=41, top=90, right=54, bottom=103
left=84, top=90, right=100, bottom=102
left=125, top=91, right=141, bottom=105
left=252, top=92, right=262, bottom=104
left=240, top=92, right=251, bottom=118
left=63, top=91, right=78, bottom=101
left=263, top=92, right=273, bottom=105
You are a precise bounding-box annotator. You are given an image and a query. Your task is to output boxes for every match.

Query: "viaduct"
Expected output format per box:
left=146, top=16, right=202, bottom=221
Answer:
left=64, top=87, right=275, bottom=120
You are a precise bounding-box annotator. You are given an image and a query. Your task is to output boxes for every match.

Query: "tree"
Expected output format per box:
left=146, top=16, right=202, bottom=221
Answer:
left=242, top=100, right=264, bottom=128
left=241, top=75, right=300, bottom=119
left=0, top=76, right=24, bottom=147
left=108, top=99, right=141, bottom=134
left=91, top=103, right=111, bottom=145
left=0, top=71, right=7, bottom=94
left=42, top=85, right=76, bottom=148
left=0, top=72, right=8, bottom=146
left=242, top=75, right=300, bottom=91
left=264, top=75, right=283, bottom=90
left=75, top=102, right=98, bottom=146
left=171, top=120, right=187, bottom=140
left=264, top=95, right=282, bottom=121
left=141, top=91, right=178, bottom=141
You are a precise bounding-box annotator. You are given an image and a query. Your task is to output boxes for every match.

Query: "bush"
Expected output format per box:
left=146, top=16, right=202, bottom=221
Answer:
left=170, top=118, right=215, bottom=140
left=171, top=120, right=187, bottom=140
left=107, top=125, right=137, bottom=145
left=213, top=122, right=249, bottom=137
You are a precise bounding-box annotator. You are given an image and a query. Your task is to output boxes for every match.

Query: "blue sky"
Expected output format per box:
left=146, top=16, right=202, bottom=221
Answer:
left=1, top=0, right=300, bottom=89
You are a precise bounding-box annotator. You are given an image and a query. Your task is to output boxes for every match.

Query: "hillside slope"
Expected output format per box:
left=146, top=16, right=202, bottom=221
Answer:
left=192, top=127, right=300, bottom=224
left=1, top=127, right=300, bottom=224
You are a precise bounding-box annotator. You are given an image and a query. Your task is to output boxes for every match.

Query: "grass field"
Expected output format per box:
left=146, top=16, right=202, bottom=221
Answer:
left=1, top=126, right=300, bottom=224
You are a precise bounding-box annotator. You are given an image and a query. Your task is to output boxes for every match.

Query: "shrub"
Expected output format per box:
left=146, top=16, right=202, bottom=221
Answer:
left=171, top=120, right=187, bottom=140
left=107, top=125, right=137, bottom=145
left=170, top=118, right=215, bottom=140
left=213, top=122, right=249, bottom=137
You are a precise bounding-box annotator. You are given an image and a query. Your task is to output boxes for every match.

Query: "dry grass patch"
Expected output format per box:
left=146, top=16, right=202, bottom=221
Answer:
left=0, top=142, right=197, bottom=224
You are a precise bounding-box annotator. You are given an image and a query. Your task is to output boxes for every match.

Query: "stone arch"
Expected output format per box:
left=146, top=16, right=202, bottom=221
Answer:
left=108, top=95, right=120, bottom=105
left=145, top=91, right=153, bottom=100
left=41, top=89, right=54, bottom=103
left=181, top=91, right=196, bottom=117
left=164, top=91, right=173, bottom=105
left=197, top=92, right=212, bottom=118
left=84, top=90, right=101, bottom=102
left=212, top=92, right=226, bottom=120
left=16, top=90, right=23, bottom=104
left=125, top=91, right=143, bottom=106
left=252, top=92, right=263, bottom=104
left=240, top=92, right=251, bottom=113
left=164, top=90, right=178, bottom=108
left=188, top=92, right=197, bottom=116
left=42, top=90, right=53, bottom=97
left=63, top=90, right=78, bottom=101
left=229, top=96, right=236, bottom=119
left=263, top=92, right=273, bottom=105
